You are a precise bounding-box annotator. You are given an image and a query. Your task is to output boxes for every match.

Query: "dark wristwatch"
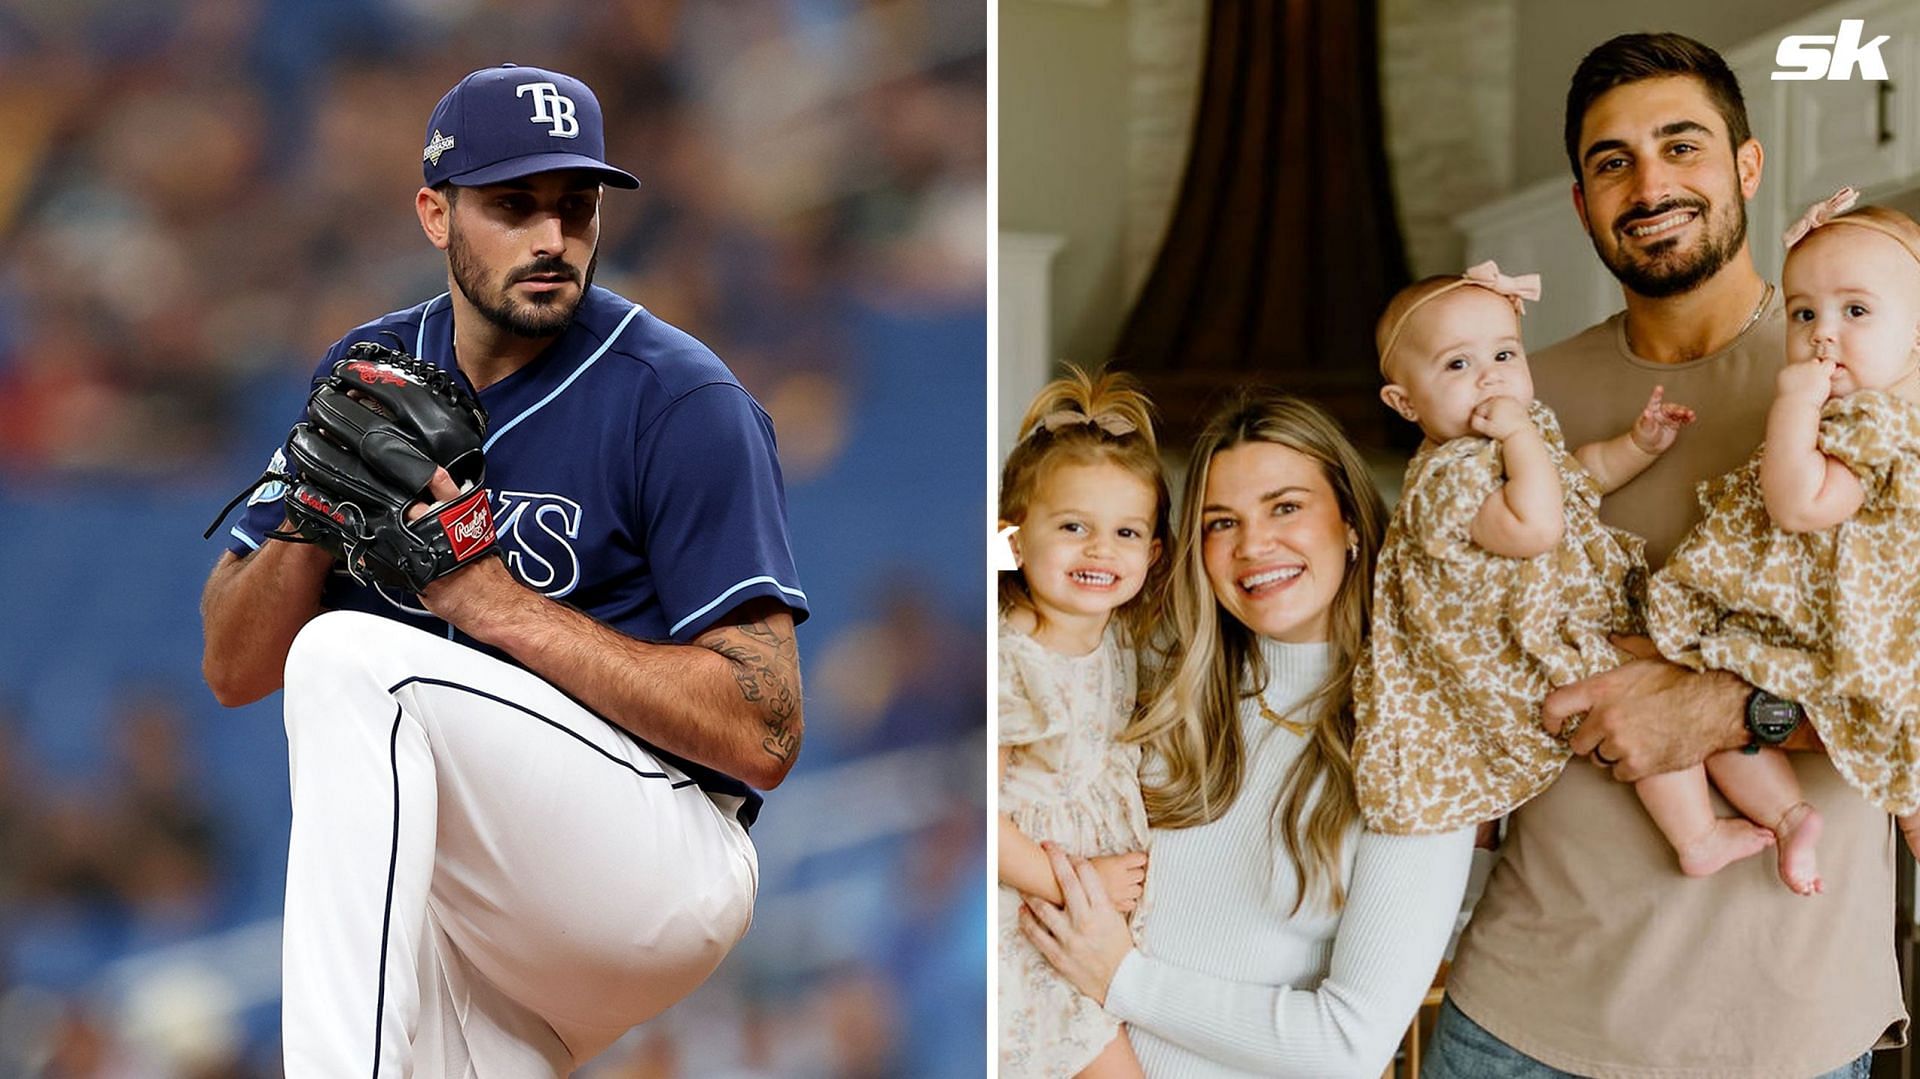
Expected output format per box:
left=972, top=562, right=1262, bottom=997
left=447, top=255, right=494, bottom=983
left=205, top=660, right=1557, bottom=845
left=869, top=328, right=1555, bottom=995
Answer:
left=1743, top=688, right=1805, bottom=754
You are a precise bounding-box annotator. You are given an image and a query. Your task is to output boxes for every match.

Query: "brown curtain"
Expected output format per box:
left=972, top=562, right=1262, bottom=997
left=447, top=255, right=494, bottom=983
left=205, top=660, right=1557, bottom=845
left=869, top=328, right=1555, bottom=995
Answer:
left=1112, top=0, right=1408, bottom=449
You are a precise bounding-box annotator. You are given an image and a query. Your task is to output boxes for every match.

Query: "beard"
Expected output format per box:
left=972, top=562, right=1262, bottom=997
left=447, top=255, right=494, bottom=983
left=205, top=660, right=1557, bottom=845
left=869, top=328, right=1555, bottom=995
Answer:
left=1593, top=194, right=1747, bottom=299
left=448, top=223, right=597, bottom=339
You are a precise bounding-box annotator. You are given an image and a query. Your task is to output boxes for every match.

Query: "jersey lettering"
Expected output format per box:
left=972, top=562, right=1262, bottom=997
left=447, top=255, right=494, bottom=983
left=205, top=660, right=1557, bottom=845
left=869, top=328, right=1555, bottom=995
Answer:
left=515, top=82, right=580, bottom=138
left=495, top=491, right=584, bottom=597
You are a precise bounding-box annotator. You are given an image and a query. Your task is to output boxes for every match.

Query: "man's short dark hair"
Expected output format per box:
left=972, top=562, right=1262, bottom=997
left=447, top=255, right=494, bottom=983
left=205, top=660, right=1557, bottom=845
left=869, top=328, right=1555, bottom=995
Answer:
left=1564, top=32, right=1751, bottom=182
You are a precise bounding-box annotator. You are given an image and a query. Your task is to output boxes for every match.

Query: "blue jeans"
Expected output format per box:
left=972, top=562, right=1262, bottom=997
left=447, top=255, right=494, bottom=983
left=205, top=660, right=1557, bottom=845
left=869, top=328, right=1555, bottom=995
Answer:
left=1423, top=996, right=1874, bottom=1079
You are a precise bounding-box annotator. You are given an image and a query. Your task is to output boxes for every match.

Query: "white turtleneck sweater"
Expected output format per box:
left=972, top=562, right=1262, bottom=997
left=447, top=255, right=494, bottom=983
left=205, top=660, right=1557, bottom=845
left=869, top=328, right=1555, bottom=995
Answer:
left=1105, top=639, right=1475, bottom=1078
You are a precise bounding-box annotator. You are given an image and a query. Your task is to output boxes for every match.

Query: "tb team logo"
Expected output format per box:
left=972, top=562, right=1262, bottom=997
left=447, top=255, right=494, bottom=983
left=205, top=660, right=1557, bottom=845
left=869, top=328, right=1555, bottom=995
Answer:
left=1774, top=19, right=1891, bottom=80
left=516, top=82, right=580, bottom=138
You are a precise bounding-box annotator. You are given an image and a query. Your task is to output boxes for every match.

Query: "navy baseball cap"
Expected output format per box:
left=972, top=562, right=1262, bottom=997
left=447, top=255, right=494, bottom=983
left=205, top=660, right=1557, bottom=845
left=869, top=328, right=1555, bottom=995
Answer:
left=422, top=64, right=639, bottom=189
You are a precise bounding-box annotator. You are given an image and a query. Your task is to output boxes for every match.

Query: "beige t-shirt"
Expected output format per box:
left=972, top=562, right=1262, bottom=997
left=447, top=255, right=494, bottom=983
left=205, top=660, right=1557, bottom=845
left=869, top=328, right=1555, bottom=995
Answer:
left=1445, top=300, right=1909, bottom=1078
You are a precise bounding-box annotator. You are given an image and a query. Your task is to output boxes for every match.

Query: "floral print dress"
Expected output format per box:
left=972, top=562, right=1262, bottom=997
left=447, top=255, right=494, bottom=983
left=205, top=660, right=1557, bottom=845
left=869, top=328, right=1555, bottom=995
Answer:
left=1648, top=390, right=1920, bottom=814
left=999, top=620, right=1150, bottom=1078
left=1356, top=402, right=1647, bottom=835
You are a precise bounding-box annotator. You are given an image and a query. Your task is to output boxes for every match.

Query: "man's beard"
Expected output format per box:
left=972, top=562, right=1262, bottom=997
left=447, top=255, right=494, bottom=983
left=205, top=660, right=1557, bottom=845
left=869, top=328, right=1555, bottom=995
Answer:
left=1593, top=195, right=1747, bottom=299
left=448, top=224, right=597, bottom=339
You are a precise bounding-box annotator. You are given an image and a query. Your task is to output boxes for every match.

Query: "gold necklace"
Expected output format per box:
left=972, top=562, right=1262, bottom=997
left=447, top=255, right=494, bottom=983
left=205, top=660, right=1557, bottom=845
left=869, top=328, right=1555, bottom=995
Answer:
left=1258, top=698, right=1314, bottom=737
left=1739, top=282, right=1775, bottom=338
left=1625, top=282, right=1772, bottom=359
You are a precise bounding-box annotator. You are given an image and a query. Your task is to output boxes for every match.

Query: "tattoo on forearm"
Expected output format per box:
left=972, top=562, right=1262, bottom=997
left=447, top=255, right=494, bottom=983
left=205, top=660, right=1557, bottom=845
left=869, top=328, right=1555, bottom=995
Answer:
left=700, top=617, right=802, bottom=763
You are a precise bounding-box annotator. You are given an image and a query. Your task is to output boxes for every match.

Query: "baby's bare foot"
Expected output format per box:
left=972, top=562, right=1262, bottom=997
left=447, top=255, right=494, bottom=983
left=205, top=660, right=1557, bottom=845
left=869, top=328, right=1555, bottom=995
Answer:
left=1676, top=819, right=1774, bottom=878
left=1773, top=801, right=1824, bottom=896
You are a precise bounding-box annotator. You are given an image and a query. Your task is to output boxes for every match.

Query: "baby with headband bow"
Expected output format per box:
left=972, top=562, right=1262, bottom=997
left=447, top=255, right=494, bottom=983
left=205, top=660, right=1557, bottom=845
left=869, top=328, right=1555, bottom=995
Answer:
left=1347, top=262, right=1810, bottom=888
left=1648, top=187, right=1920, bottom=876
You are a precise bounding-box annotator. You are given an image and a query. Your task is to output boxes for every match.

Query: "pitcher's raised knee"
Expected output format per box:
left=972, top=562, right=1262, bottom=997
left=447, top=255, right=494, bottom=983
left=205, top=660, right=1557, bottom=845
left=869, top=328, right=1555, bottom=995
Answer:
left=282, top=610, right=428, bottom=705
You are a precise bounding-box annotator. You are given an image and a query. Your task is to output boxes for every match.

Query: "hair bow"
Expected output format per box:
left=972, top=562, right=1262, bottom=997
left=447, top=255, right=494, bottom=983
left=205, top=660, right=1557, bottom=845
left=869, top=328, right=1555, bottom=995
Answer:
left=1460, top=260, right=1542, bottom=316
left=1783, top=186, right=1859, bottom=249
left=1032, top=410, right=1137, bottom=439
left=1378, top=260, right=1543, bottom=371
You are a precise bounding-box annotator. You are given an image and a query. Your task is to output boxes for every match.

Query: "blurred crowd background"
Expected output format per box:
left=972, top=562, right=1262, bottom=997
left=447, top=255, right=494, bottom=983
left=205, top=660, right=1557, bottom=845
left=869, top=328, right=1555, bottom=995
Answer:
left=0, top=0, right=987, bottom=1075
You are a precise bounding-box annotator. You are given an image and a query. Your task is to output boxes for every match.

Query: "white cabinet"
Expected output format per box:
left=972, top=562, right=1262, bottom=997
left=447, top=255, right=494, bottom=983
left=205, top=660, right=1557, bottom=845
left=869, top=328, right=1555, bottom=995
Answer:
left=1776, top=5, right=1920, bottom=213
left=998, top=232, right=1067, bottom=459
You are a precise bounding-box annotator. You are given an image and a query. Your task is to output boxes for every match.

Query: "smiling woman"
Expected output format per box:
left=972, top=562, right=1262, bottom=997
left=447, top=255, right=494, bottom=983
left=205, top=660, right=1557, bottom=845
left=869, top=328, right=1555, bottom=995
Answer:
left=1197, top=440, right=1357, bottom=646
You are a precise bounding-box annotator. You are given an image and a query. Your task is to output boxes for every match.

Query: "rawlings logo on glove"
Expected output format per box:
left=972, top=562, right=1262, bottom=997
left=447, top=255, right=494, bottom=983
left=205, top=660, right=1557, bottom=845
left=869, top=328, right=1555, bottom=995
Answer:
left=206, top=338, right=499, bottom=594
left=438, top=487, right=497, bottom=562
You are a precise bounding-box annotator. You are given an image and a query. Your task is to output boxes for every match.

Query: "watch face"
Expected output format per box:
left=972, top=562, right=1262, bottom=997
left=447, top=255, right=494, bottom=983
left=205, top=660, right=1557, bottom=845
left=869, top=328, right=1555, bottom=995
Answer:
left=1749, top=692, right=1802, bottom=742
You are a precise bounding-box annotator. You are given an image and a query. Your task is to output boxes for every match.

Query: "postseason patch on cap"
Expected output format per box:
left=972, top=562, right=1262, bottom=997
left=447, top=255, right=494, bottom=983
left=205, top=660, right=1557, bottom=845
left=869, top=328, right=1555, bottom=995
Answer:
left=424, top=129, right=456, bottom=167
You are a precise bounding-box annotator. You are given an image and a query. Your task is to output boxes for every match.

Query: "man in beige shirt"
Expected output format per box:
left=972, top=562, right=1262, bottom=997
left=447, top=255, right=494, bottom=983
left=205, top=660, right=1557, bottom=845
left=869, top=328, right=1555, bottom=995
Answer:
left=1425, top=33, right=1907, bottom=1079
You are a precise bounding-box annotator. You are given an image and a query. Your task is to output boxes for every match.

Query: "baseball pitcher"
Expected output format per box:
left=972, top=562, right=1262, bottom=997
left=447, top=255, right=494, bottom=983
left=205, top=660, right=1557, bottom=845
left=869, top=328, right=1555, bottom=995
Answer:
left=201, top=64, right=807, bottom=1076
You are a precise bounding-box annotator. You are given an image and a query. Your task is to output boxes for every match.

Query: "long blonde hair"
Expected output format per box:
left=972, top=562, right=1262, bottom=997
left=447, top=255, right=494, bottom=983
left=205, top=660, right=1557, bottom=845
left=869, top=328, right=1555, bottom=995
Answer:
left=998, top=365, right=1173, bottom=645
left=1127, top=392, right=1386, bottom=913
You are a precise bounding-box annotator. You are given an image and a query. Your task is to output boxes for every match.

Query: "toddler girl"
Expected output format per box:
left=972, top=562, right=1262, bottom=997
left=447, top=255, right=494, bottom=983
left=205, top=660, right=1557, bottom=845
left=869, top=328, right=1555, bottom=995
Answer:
left=1649, top=187, right=1920, bottom=860
left=998, top=367, right=1170, bottom=1079
left=1353, top=262, right=1817, bottom=891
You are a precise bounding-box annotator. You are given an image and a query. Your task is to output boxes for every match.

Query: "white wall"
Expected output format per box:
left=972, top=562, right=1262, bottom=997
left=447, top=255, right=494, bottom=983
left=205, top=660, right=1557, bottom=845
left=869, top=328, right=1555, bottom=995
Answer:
left=998, top=0, right=1134, bottom=369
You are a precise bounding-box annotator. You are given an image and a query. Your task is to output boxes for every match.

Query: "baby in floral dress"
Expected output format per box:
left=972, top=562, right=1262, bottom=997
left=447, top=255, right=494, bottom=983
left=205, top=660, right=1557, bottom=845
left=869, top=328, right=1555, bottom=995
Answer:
left=1353, top=262, right=1814, bottom=890
left=1649, top=188, right=1920, bottom=862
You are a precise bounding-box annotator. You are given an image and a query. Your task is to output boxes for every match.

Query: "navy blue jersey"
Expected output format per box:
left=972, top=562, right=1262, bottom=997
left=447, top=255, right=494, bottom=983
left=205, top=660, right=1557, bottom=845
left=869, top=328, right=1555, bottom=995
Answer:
left=229, top=286, right=807, bottom=820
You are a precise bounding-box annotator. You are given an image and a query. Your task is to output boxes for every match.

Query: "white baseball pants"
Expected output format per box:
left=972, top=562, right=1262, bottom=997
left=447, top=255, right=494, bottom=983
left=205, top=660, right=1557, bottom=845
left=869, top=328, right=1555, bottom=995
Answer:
left=278, top=610, right=757, bottom=1077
